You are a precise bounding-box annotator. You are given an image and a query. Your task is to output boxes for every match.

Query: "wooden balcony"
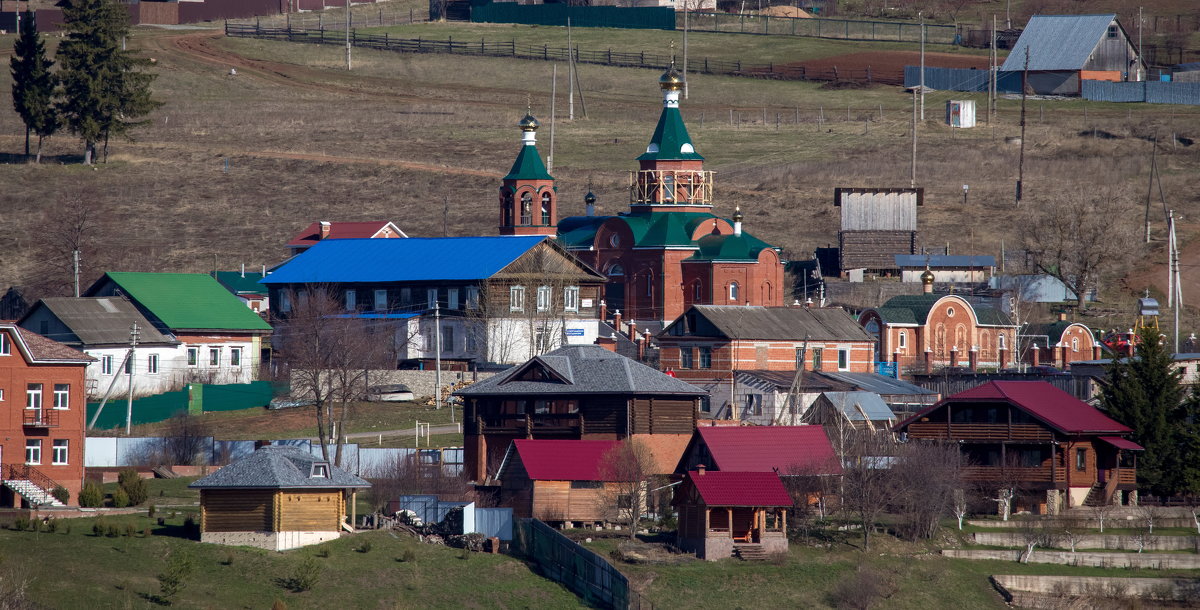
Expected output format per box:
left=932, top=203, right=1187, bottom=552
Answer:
left=22, top=409, right=59, bottom=428
left=962, top=465, right=1066, bottom=484
left=906, top=422, right=1053, bottom=442
left=476, top=413, right=583, bottom=436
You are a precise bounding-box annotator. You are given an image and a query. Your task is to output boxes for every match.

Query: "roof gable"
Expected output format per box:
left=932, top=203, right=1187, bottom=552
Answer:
left=872, top=294, right=1013, bottom=328
left=819, top=392, right=896, bottom=422
left=691, top=426, right=842, bottom=475
left=1001, top=14, right=1120, bottom=71
left=0, top=324, right=94, bottom=364
left=287, top=221, right=406, bottom=247
left=86, top=273, right=272, bottom=332
left=686, top=470, right=792, bottom=507
left=23, top=298, right=176, bottom=346
left=897, top=381, right=1131, bottom=435
left=508, top=439, right=622, bottom=481
left=190, top=445, right=370, bottom=489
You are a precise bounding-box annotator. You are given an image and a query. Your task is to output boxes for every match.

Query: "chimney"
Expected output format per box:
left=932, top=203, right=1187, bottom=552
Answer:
left=1031, top=343, right=1040, bottom=367
left=1057, top=342, right=1067, bottom=368
left=240, top=263, right=245, bottom=278
left=893, top=349, right=901, bottom=369
left=628, top=320, right=638, bottom=341
left=924, top=348, right=933, bottom=374
left=968, top=346, right=978, bottom=371
left=599, top=299, right=607, bottom=322
left=255, top=440, right=271, bottom=450
left=732, top=206, right=743, bottom=237
left=999, top=346, right=1009, bottom=370
left=696, top=464, right=706, bottom=476
left=950, top=346, right=959, bottom=368
left=319, top=221, right=332, bottom=240
left=1093, top=345, right=1102, bottom=360
left=1058, top=311, right=1068, bottom=322
left=613, top=310, right=622, bottom=335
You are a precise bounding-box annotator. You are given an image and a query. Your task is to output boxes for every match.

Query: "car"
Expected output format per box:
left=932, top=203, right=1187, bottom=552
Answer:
left=268, top=397, right=316, bottom=410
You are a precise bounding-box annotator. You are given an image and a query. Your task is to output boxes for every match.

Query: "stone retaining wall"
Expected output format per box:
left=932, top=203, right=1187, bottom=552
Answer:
left=367, top=369, right=497, bottom=400
left=944, top=548, right=1200, bottom=569
left=968, top=516, right=1198, bottom=529
left=973, top=531, right=1200, bottom=551
left=991, top=574, right=1200, bottom=603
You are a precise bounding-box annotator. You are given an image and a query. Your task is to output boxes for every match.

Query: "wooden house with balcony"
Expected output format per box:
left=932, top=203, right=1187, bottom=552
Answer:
left=496, top=439, right=623, bottom=524
left=455, top=344, right=707, bottom=482
left=895, top=381, right=1140, bottom=514
left=553, top=67, right=785, bottom=327
left=673, top=468, right=792, bottom=560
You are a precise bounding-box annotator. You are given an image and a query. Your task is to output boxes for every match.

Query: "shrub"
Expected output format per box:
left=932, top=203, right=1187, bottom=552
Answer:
left=143, top=527, right=153, bottom=538
left=355, top=541, right=372, bottom=554
left=157, top=517, right=166, bottom=526
left=399, top=549, right=416, bottom=563
left=147, top=504, right=156, bottom=517
left=63, top=523, right=71, bottom=535
left=44, top=518, right=58, bottom=533
left=118, top=470, right=148, bottom=506
left=183, top=514, right=197, bottom=535
left=124, top=524, right=136, bottom=537
left=51, top=486, right=69, bottom=505
left=92, top=518, right=107, bottom=537
left=105, top=525, right=120, bottom=538
left=220, top=553, right=234, bottom=566
left=12, top=517, right=29, bottom=532
left=157, top=550, right=193, bottom=601
left=78, top=481, right=104, bottom=508
left=284, top=557, right=322, bottom=592
left=271, top=600, right=288, bottom=610
left=314, top=548, right=330, bottom=559
left=111, top=487, right=130, bottom=508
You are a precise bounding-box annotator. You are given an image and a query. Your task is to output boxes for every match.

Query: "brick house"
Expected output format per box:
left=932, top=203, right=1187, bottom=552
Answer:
left=0, top=324, right=92, bottom=508
left=286, top=220, right=406, bottom=256
left=548, top=67, right=786, bottom=328
left=657, top=304, right=877, bottom=416
left=858, top=277, right=1017, bottom=374
left=1021, top=314, right=1102, bottom=368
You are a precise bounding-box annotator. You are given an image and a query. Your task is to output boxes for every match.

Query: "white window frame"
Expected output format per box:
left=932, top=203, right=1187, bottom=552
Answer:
left=26, top=383, right=42, bottom=410
left=838, top=348, right=850, bottom=371
left=344, top=289, right=357, bottom=311
left=466, top=286, right=480, bottom=310
left=536, top=286, right=552, bottom=312
left=729, top=282, right=739, bottom=302
left=25, top=440, right=41, bottom=465
left=147, top=353, right=159, bottom=374
left=563, top=286, right=580, bottom=312
left=310, top=463, right=330, bottom=478
left=53, top=384, right=69, bottom=410
left=230, top=347, right=242, bottom=367
left=101, top=355, right=114, bottom=375
left=1071, top=337, right=1079, bottom=352
left=510, top=285, right=525, bottom=312
left=52, top=440, right=68, bottom=466
left=0, top=388, right=5, bottom=401
left=0, top=331, right=9, bottom=355
left=187, top=347, right=199, bottom=367
left=898, top=331, right=907, bottom=350
left=374, top=289, right=388, bottom=312
left=209, top=348, right=221, bottom=367
left=448, top=288, right=460, bottom=310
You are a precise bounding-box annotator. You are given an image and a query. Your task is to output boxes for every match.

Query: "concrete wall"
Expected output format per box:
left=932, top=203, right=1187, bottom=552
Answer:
left=967, top=516, right=1199, bottom=529
left=201, top=530, right=340, bottom=551
left=366, top=369, right=497, bottom=400
left=992, top=574, right=1200, bottom=603
left=973, top=531, right=1200, bottom=551
left=943, top=548, right=1200, bottom=569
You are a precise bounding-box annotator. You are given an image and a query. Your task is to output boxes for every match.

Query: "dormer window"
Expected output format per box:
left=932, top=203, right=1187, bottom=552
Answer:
left=310, top=462, right=330, bottom=478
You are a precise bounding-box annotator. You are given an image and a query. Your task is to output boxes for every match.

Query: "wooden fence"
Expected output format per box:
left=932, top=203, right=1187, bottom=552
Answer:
left=223, top=23, right=897, bottom=85
left=510, top=518, right=649, bottom=609
left=679, top=12, right=958, bottom=44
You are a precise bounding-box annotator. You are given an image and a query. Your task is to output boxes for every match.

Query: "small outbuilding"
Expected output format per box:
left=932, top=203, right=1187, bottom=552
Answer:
left=190, top=445, right=370, bottom=551
left=673, top=468, right=792, bottom=560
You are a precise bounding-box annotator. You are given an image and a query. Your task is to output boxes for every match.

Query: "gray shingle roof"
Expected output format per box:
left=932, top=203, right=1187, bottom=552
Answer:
left=189, top=445, right=370, bottom=489
left=668, top=305, right=876, bottom=342
left=1000, top=14, right=1118, bottom=71
left=28, top=297, right=176, bottom=346
left=895, top=254, right=996, bottom=268
left=815, top=371, right=939, bottom=396
left=871, top=294, right=1014, bottom=327
left=454, top=344, right=706, bottom=397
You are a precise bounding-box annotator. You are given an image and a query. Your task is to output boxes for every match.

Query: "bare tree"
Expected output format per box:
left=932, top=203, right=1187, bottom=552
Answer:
left=1186, top=496, right=1200, bottom=535
left=952, top=489, right=970, bottom=530
left=1016, top=516, right=1060, bottom=563
left=364, top=451, right=475, bottom=514
left=1090, top=502, right=1114, bottom=533
left=892, top=440, right=964, bottom=541
left=840, top=431, right=897, bottom=551
left=599, top=438, right=658, bottom=540
left=1060, top=517, right=1085, bottom=553
left=32, top=188, right=114, bottom=297
left=1022, top=189, right=1138, bottom=310
left=131, top=411, right=213, bottom=467
left=991, top=455, right=1029, bottom=522
left=276, top=288, right=391, bottom=466
left=1141, top=504, right=1163, bottom=535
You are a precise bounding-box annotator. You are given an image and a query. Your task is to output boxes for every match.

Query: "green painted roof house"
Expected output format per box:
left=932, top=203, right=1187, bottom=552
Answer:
left=84, top=272, right=272, bottom=332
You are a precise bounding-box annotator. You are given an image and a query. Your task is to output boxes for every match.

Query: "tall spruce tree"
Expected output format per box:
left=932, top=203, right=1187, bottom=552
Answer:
left=55, top=0, right=158, bottom=164
left=1100, top=326, right=1186, bottom=497
left=10, top=11, right=59, bottom=162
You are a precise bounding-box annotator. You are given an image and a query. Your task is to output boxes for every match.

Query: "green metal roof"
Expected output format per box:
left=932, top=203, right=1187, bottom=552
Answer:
left=873, top=293, right=1013, bottom=327
left=504, top=143, right=553, bottom=181
left=100, top=272, right=272, bottom=331
left=688, top=232, right=775, bottom=262
left=213, top=271, right=267, bottom=296
left=637, top=106, right=703, bottom=161
left=557, top=211, right=780, bottom=255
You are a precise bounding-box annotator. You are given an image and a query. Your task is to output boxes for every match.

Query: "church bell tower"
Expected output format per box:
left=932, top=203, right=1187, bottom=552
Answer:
left=499, top=112, right=557, bottom=236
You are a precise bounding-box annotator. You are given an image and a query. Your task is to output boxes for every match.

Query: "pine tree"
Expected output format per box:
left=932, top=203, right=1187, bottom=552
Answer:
left=55, top=0, right=159, bottom=165
left=1100, top=326, right=1185, bottom=496
left=10, top=11, right=59, bottom=162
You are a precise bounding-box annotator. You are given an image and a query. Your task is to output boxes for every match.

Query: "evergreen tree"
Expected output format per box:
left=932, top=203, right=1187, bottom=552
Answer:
left=10, top=11, right=59, bottom=162
left=1100, top=326, right=1186, bottom=496
left=55, top=0, right=159, bottom=164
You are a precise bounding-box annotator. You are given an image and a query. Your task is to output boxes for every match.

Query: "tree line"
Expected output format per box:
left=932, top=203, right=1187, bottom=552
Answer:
left=10, top=0, right=158, bottom=164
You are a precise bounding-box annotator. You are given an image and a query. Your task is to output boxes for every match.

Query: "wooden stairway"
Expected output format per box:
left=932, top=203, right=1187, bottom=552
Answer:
left=1082, top=484, right=1106, bottom=507
left=732, top=544, right=768, bottom=561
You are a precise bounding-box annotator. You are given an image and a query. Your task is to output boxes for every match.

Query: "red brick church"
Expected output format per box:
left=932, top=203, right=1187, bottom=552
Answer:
left=497, top=67, right=786, bottom=328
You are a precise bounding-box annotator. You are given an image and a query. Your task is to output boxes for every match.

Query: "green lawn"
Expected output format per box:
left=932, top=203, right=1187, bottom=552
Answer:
left=0, top=522, right=581, bottom=609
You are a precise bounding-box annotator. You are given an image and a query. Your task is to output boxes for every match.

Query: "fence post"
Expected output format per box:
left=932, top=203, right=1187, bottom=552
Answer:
left=544, top=44, right=548, bottom=60
left=512, top=40, right=516, bottom=56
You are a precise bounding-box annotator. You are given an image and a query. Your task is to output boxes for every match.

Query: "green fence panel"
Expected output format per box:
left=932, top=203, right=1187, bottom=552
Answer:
left=200, top=380, right=278, bottom=412
left=471, top=2, right=674, bottom=30
left=86, top=389, right=189, bottom=430
left=85, top=381, right=280, bottom=429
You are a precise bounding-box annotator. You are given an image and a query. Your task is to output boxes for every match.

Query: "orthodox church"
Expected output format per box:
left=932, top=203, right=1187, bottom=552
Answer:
left=496, top=66, right=786, bottom=328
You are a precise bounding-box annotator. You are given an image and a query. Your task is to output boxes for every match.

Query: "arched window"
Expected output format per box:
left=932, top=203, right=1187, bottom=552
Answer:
left=898, top=331, right=907, bottom=350
left=662, top=174, right=675, bottom=203
left=692, top=281, right=703, bottom=302
left=762, top=281, right=772, bottom=303
left=729, top=281, right=739, bottom=302
left=607, top=263, right=624, bottom=277
left=540, top=192, right=552, bottom=225
left=1071, top=336, right=1079, bottom=352
left=520, top=192, right=533, bottom=225
left=502, top=190, right=514, bottom=226
left=998, top=333, right=1006, bottom=350
left=935, top=324, right=947, bottom=358
left=645, top=272, right=654, bottom=297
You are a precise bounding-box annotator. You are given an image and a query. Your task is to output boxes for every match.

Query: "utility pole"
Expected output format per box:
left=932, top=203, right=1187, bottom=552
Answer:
left=72, top=250, right=80, bottom=297
left=345, top=0, right=352, bottom=70
left=548, top=64, right=557, bottom=173
left=125, top=322, right=140, bottom=435
left=683, top=2, right=689, bottom=99
left=919, top=11, right=925, bottom=121
left=990, top=15, right=997, bottom=121
left=1145, top=136, right=1157, bottom=243
left=1005, top=0, right=1011, bottom=29
left=433, top=301, right=442, bottom=410
left=567, top=18, right=574, bottom=121
left=1137, top=6, right=1144, bottom=81
left=910, top=88, right=917, bottom=188
left=1015, top=47, right=1028, bottom=206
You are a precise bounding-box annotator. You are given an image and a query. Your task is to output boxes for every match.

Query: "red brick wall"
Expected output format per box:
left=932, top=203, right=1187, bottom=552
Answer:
left=660, top=338, right=875, bottom=382
left=866, top=297, right=1017, bottom=372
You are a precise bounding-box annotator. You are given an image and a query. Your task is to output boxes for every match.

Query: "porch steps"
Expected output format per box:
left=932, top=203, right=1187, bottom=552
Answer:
left=732, top=544, right=768, bottom=561
left=2, top=478, right=65, bottom=507
left=1082, top=484, right=1106, bottom=507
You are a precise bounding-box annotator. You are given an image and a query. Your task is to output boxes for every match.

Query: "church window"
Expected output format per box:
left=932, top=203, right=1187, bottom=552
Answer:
left=662, top=174, right=675, bottom=203
left=520, top=192, right=533, bottom=225
left=729, top=282, right=739, bottom=302
left=998, top=334, right=1006, bottom=350
left=607, top=263, right=624, bottom=277
left=645, top=273, right=653, bottom=297
left=1071, top=336, right=1079, bottom=352
left=502, top=190, right=514, bottom=226
left=693, top=282, right=703, bottom=302
left=609, top=234, right=621, bottom=248
left=899, top=331, right=907, bottom=350
left=540, top=192, right=552, bottom=225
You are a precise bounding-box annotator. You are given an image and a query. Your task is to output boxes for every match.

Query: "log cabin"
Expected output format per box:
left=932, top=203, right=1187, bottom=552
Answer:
left=497, top=439, right=623, bottom=525
left=456, top=344, right=707, bottom=482
left=894, top=381, right=1141, bottom=513
left=674, top=425, right=843, bottom=477
left=190, top=445, right=370, bottom=551
left=673, top=467, right=792, bottom=560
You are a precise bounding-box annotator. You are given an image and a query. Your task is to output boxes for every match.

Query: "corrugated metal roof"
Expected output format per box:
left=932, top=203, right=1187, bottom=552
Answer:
left=895, top=254, right=996, bottom=268
left=671, top=305, right=876, bottom=342
left=1098, top=436, right=1144, bottom=451
left=1000, top=14, right=1117, bottom=71
left=455, top=344, right=705, bottom=397
left=687, top=470, right=792, bottom=507
left=30, top=298, right=176, bottom=346
left=638, top=106, right=703, bottom=161
left=213, top=271, right=268, bottom=296
left=896, top=381, right=1130, bottom=435
left=819, top=391, right=896, bottom=422
left=694, top=426, right=842, bottom=475
left=190, top=445, right=369, bottom=489
left=507, top=439, right=622, bottom=481
left=815, top=371, right=938, bottom=396
left=261, top=236, right=550, bottom=284
left=89, top=273, right=272, bottom=332
left=871, top=294, right=1014, bottom=327
left=504, top=142, right=553, bottom=180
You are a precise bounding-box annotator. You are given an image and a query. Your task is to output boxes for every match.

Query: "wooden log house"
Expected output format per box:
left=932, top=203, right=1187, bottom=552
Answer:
left=497, top=439, right=622, bottom=524
left=673, top=468, right=792, bottom=560
left=190, top=445, right=370, bottom=551
left=894, top=381, right=1142, bottom=513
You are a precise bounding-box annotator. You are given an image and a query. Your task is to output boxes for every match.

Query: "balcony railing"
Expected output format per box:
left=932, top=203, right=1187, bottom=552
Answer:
left=629, top=169, right=714, bottom=206
left=906, top=422, right=1053, bottom=442
left=22, top=409, right=59, bottom=428
left=962, top=465, right=1066, bottom=483
left=477, top=413, right=583, bottom=434
left=3, top=463, right=63, bottom=497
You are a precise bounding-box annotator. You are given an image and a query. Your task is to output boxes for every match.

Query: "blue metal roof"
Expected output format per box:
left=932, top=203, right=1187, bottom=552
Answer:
left=1001, top=14, right=1117, bottom=71
left=895, top=254, right=996, bottom=268
left=261, top=236, right=548, bottom=284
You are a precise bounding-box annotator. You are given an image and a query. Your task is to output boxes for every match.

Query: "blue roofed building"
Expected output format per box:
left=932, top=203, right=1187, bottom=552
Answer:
left=260, top=236, right=605, bottom=366
left=1001, top=14, right=1145, bottom=94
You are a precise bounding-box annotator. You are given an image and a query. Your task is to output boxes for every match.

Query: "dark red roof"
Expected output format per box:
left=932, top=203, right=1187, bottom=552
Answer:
left=899, top=381, right=1131, bottom=435
left=1098, top=436, right=1144, bottom=451
left=688, top=470, right=792, bottom=507
left=510, top=439, right=622, bottom=481
left=695, top=426, right=842, bottom=475
left=286, top=221, right=399, bottom=247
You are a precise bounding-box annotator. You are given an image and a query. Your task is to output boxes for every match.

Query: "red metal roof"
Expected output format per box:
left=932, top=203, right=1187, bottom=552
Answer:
left=511, top=439, right=623, bottom=481
left=900, top=381, right=1131, bottom=435
left=1098, top=436, right=1145, bottom=451
left=695, top=426, right=842, bottom=475
left=688, top=470, right=793, bottom=507
left=286, top=221, right=399, bottom=247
